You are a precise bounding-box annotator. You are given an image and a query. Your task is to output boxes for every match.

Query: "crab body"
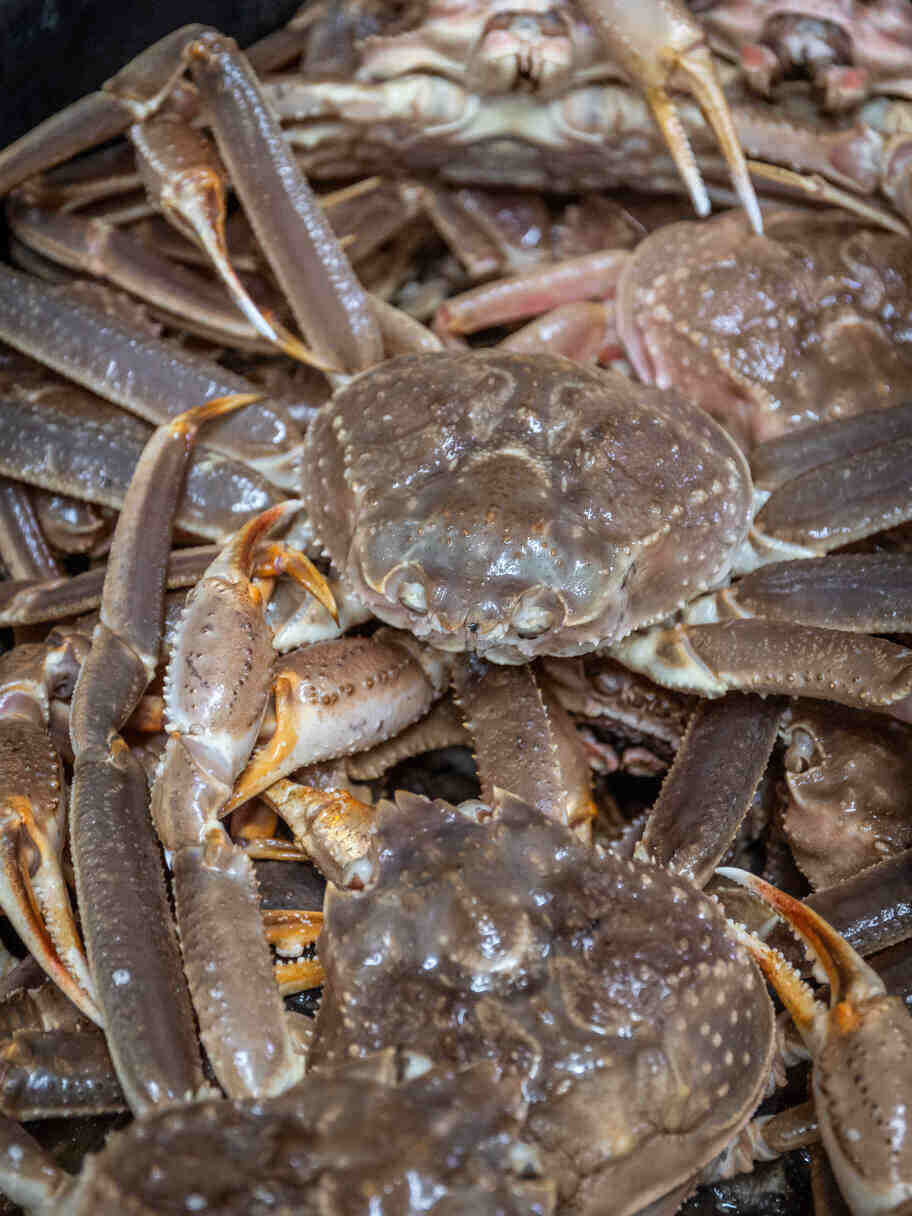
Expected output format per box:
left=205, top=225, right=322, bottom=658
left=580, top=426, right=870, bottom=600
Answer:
left=303, top=350, right=751, bottom=663
left=310, top=791, right=776, bottom=1216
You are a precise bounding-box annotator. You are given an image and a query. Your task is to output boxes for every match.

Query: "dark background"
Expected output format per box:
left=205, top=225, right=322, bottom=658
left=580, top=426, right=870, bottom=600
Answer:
left=1, top=0, right=303, bottom=147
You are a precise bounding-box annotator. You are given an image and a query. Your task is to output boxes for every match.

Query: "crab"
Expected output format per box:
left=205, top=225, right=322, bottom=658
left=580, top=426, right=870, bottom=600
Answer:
left=693, top=0, right=912, bottom=109
left=432, top=204, right=912, bottom=449
left=0, top=9, right=910, bottom=1213
left=252, top=0, right=912, bottom=226
left=0, top=1055, right=556, bottom=1214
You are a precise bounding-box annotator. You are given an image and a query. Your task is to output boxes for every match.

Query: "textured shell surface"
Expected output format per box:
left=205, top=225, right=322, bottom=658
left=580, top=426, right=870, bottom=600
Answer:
left=304, top=351, right=752, bottom=662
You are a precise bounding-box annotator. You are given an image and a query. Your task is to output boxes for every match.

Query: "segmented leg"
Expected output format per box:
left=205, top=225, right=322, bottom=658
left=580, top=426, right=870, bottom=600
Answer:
left=69, top=393, right=256, bottom=1113
left=723, top=872, right=912, bottom=1216
left=0, top=641, right=98, bottom=1021
left=576, top=0, right=762, bottom=232
left=611, top=402, right=912, bottom=717
left=150, top=502, right=334, bottom=1098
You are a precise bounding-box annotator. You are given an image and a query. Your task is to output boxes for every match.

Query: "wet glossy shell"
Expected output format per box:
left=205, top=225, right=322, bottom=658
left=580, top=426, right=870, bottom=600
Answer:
left=61, top=1064, right=552, bottom=1214
left=312, top=793, right=775, bottom=1216
left=304, top=351, right=751, bottom=662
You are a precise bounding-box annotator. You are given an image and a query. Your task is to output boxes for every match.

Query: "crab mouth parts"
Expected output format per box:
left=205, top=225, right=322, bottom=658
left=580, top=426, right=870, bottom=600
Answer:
left=469, top=8, right=576, bottom=96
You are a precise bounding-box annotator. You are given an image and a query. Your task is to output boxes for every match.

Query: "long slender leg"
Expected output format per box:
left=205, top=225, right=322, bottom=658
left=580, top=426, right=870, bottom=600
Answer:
left=0, top=27, right=207, bottom=195
left=69, top=394, right=255, bottom=1113
left=636, top=693, right=783, bottom=887
left=186, top=32, right=383, bottom=375
left=0, top=641, right=99, bottom=1021
left=0, top=375, right=279, bottom=542
left=454, top=660, right=597, bottom=842
left=0, top=479, right=60, bottom=581
left=0, top=546, right=217, bottom=628
left=150, top=503, right=335, bottom=1098
left=0, top=264, right=304, bottom=489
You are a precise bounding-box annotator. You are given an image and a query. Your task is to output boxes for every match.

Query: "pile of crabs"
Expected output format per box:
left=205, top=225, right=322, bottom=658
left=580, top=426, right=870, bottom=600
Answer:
left=0, top=1, right=911, bottom=1212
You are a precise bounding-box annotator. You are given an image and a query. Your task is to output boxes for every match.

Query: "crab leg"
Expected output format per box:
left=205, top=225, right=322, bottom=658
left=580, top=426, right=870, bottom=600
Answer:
left=0, top=265, right=305, bottom=488
left=0, top=546, right=217, bottom=629
left=0, top=479, right=60, bottom=582
left=612, top=618, right=912, bottom=719
left=613, top=401, right=912, bottom=712
left=576, top=0, right=762, bottom=233
left=0, top=26, right=206, bottom=196
left=0, top=375, right=279, bottom=541
left=128, top=110, right=327, bottom=366
left=683, top=554, right=912, bottom=635
left=722, top=871, right=912, bottom=1215
left=454, top=660, right=597, bottom=842
left=0, top=1025, right=126, bottom=1119
left=805, top=851, right=912, bottom=961
left=150, top=503, right=334, bottom=1098
left=636, top=693, right=783, bottom=886
left=7, top=201, right=319, bottom=361
left=69, top=394, right=255, bottom=1113
left=0, top=641, right=99, bottom=1022
left=226, top=631, right=449, bottom=812
left=186, top=31, right=383, bottom=374
left=433, top=249, right=629, bottom=338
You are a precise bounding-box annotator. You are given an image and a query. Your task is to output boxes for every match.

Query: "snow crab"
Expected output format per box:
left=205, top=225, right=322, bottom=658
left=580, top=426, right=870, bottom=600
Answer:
left=0, top=5, right=911, bottom=1214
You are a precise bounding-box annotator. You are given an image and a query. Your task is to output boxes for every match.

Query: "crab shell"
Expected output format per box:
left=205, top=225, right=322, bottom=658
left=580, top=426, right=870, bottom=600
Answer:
left=303, top=351, right=751, bottom=663
left=310, top=791, right=776, bottom=1215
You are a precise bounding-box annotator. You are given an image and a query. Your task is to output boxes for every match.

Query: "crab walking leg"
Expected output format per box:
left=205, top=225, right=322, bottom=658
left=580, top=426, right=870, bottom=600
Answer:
left=0, top=1025, right=126, bottom=1119
left=150, top=503, right=334, bottom=1098
left=636, top=693, right=783, bottom=887
left=683, top=555, right=912, bottom=635
left=612, top=404, right=912, bottom=712
left=68, top=395, right=257, bottom=1114
left=0, top=265, right=305, bottom=489
left=433, top=250, right=630, bottom=339
left=612, top=619, right=912, bottom=719
left=722, top=871, right=912, bottom=1216
left=7, top=202, right=321, bottom=362
left=0, top=479, right=60, bottom=582
left=0, top=26, right=207, bottom=196
left=128, top=111, right=327, bottom=367
left=576, top=0, right=762, bottom=233
left=186, top=31, right=383, bottom=374
left=0, top=546, right=217, bottom=629
left=0, top=641, right=100, bottom=1022
left=0, top=378, right=280, bottom=542
left=453, top=660, right=598, bottom=842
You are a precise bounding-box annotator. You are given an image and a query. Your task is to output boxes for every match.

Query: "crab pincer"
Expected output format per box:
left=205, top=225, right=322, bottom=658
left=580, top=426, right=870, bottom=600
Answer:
left=150, top=501, right=336, bottom=1099
left=721, top=869, right=912, bottom=1215
left=68, top=391, right=261, bottom=1114
left=0, top=639, right=98, bottom=1023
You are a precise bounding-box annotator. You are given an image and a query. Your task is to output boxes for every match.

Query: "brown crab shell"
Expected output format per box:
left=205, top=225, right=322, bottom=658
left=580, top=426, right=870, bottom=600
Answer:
left=311, top=792, right=776, bottom=1215
left=303, top=351, right=751, bottom=663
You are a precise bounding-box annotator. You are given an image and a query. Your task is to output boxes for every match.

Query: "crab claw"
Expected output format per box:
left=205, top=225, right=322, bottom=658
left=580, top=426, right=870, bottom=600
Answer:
left=720, top=868, right=912, bottom=1216
left=0, top=645, right=100, bottom=1025
left=719, top=868, right=887, bottom=1052
left=0, top=788, right=100, bottom=1026
left=576, top=0, right=762, bottom=234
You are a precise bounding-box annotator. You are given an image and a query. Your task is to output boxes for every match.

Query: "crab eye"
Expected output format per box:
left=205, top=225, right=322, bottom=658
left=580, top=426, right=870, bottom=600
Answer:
left=398, top=580, right=428, bottom=614
left=512, top=589, right=560, bottom=638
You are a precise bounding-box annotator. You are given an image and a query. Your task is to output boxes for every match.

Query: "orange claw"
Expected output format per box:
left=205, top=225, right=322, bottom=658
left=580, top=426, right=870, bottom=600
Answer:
left=576, top=0, right=763, bottom=234
left=0, top=794, right=100, bottom=1024
left=719, top=868, right=888, bottom=1052
left=253, top=542, right=338, bottom=623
